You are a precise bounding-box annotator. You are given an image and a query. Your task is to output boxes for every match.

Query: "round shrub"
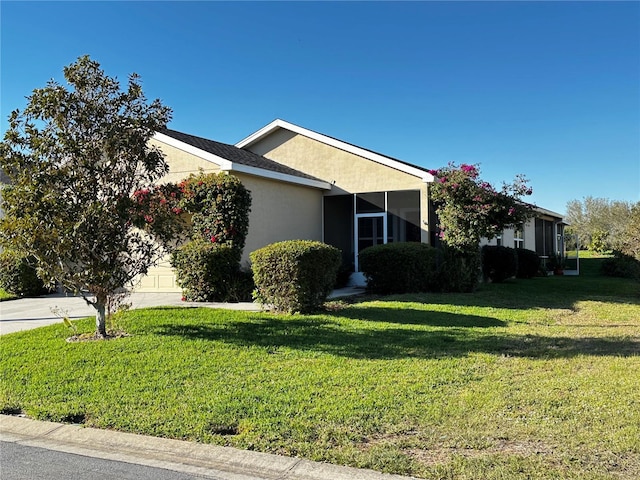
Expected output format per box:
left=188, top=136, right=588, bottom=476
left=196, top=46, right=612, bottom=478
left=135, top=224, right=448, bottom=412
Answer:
left=482, top=245, right=517, bottom=283
left=251, top=240, right=341, bottom=314
left=171, top=240, right=246, bottom=302
left=515, top=248, right=541, bottom=279
left=0, top=250, right=49, bottom=296
left=359, top=242, right=439, bottom=294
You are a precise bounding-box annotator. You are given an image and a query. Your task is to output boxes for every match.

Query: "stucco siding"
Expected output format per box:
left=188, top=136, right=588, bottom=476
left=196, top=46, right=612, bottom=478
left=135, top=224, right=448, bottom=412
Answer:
left=246, top=129, right=426, bottom=194
left=247, top=129, right=431, bottom=244
left=150, top=138, right=220, bottom=184
left=236, top=173, right=323, bottom=265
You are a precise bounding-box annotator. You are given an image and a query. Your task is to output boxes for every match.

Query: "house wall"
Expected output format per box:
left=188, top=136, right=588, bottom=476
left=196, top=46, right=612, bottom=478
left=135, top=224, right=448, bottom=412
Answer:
left=134, top=138, right=323, bottom=292
left=233, top=173, right=323, bottom=266
left=246, top=129, right=431, bottom=243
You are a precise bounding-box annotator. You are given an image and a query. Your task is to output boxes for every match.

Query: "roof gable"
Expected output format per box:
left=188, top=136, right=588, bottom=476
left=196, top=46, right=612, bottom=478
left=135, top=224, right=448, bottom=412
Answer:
left=236, top=119, right=435, bottom=183
left=154, top=129, right=330, bottom=190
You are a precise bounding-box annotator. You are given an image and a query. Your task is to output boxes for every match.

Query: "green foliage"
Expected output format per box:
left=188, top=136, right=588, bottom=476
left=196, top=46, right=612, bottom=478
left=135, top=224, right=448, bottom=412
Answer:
left=615, top=203, right=640, bottom=261
left=565, top=197, right=637, bottom=252
left=251, top=240, right=341, bottom=313
left=601, top=252, right=640, bottom=280
left=0, top=55, right=176, bottom=336
left=170, top=172, right=252, bottom=302
left=588, top=229, right=609, bottom=253
left=359, top=242, right=440, bottom=294
left=515, top=248, right=541, bottom=279
left=428, top=163, right=534, bottom=250
left=481, top=245, right=517, bottom=283
left=172, top=240, right=252, bottom=302
left=437, top=245, right=482, bottom=292
left=178, top=172, right=251, bottom=254
left=0, top=250, right=49, bottom=296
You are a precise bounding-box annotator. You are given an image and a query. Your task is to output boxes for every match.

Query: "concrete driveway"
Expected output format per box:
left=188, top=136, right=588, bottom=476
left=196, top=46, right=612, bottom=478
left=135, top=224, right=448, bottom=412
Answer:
left=0, top=293, right=261, bottom=335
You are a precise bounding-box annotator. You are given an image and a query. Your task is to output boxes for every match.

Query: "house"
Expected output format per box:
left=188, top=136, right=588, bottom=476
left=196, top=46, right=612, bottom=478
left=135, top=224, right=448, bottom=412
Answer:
left=137, top=119, right=565, bottom=291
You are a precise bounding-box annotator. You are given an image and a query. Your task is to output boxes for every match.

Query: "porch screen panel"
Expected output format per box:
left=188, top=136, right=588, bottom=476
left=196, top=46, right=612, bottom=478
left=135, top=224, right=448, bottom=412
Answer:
left=356, top=192, right=385, bottom=213
left=387, top=190, right=421, bottom=243
left=324, top=195, right=354, bottom=267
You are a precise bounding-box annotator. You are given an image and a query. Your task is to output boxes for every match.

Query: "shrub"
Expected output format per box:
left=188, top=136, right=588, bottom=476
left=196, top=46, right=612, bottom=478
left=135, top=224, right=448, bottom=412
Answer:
left=437, top=246, right=482, bottom=293
left=482, top=245, right=517, bottom=283
left=359, top=242, right=439, bottom=294
left=0, top=250, right=49, bottom=296
left=251, top=240, right=341, bottom=313
left=515, top=248, right=541, bottom=279
left=601, top=252, right=640, bottom=280
left=171, top=241, right=249, bottom=302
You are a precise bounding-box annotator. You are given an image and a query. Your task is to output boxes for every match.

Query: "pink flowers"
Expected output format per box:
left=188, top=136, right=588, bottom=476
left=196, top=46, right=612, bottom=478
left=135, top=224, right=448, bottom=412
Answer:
left=210, top=235, right=217, bottom=243
left=508, top=207, right=516, bottom=216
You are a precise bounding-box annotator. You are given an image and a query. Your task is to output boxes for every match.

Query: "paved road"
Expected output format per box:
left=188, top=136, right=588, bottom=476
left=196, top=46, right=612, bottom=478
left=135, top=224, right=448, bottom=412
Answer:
left=0, top=441, right=219, bottom=480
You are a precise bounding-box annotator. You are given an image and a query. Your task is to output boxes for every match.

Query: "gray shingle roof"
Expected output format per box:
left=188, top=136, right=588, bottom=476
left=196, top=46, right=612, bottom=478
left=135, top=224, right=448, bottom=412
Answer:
left=160, top=128, right=325, bottom=183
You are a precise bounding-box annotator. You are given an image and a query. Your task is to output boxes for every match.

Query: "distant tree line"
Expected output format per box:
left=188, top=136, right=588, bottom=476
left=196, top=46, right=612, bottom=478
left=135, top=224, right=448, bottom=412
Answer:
left=565, top=196, right=639, bottom=259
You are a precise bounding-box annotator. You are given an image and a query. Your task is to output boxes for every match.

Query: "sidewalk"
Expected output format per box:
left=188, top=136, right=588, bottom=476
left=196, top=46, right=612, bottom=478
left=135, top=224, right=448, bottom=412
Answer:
left=0, top=415, right=414, bottom=480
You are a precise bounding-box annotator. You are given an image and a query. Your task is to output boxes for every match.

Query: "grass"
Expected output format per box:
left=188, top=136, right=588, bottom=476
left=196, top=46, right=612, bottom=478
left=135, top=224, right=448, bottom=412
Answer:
left=0, top=288, right=17, bottom=301
left=1, top=257, right=639, bottom=479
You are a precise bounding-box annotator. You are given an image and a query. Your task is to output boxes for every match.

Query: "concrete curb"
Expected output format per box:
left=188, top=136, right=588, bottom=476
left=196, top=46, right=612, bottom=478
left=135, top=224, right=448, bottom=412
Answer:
left=0, top=415, right=417, bottom=480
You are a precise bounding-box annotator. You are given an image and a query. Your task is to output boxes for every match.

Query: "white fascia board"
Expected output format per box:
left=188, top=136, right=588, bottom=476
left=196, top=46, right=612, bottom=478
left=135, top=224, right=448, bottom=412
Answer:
left=154, top=131, right=330, bottom=190
left=534, top=206, right=565, bottom=221
left=236, top=119, right=435, bottom=183
left=154, top=131, right=233, bottom=170
left=221, top=163, right=331, bottom=190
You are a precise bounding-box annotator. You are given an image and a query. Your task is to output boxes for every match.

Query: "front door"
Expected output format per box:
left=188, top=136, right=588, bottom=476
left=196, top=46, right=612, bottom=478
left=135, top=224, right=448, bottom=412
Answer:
left=355, top=213, right=386, bottom=272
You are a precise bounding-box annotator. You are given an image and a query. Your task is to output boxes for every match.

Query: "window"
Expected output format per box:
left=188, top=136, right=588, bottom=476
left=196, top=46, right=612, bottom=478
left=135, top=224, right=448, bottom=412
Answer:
left=514, top=228, right=524, bottom=249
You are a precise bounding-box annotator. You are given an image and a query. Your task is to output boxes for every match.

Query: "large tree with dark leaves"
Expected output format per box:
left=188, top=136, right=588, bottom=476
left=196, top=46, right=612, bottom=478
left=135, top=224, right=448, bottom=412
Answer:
left=0, top=56, right=182, bottom=337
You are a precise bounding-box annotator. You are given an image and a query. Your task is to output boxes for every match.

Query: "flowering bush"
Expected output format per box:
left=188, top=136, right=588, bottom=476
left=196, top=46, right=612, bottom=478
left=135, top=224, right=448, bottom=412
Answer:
left=169, top=172, right=252, bottom=302
left=178, top=172, right=251, bottom=255
left=428, top=163, right=534, bottom=250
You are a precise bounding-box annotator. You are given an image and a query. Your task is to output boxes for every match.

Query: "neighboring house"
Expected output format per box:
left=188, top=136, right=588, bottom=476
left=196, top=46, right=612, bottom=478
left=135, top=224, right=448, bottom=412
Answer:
left=138, top=119, right=565, bottom=291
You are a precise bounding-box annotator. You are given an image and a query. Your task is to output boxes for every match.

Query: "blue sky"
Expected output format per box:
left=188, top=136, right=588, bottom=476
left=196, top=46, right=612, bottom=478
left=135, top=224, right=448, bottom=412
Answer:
left=2, top=1, right=639, bottom=215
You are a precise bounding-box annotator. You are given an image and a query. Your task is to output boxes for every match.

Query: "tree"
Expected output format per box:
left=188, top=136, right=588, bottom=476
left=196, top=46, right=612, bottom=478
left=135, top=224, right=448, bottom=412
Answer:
left=565, top=197, right=635, bottom=251
left=0, top=56, right=181, bottom=337
left=428, top=163, right=535, bottom=250
left=427, top=163, right=535, bottom=292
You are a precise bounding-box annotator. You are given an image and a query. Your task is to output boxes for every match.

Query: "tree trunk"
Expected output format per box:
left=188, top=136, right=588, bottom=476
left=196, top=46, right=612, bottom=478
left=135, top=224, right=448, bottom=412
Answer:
left=95, top=295, right=107, bottom=338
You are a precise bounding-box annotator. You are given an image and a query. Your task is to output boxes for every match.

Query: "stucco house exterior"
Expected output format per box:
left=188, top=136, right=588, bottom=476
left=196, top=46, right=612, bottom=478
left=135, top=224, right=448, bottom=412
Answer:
left=137, top=119, right=565, bottom=291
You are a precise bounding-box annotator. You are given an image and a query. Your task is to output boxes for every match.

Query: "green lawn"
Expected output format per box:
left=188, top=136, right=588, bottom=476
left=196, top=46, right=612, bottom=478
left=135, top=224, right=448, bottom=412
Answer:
left=1, top=257, right=638, bottom=479
left=0, top=288, right=16, bottom=301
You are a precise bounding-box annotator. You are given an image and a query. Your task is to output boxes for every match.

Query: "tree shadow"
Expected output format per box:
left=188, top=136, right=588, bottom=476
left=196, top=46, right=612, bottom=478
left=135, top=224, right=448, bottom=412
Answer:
left=150, top=306, right=639, bottom=360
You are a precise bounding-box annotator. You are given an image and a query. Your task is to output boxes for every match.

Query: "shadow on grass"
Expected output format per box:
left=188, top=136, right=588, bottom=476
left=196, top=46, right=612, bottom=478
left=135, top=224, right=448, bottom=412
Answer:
left=151, top=307, right=639, bottom=360
left=351, top=258, right=640, bottom=312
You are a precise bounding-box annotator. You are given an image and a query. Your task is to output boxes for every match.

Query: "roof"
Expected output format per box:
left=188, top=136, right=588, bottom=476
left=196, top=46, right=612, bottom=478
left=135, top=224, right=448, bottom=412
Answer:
left=235, top=119, right=435, bottom=183
left=154, top=129, right=331, bottom=190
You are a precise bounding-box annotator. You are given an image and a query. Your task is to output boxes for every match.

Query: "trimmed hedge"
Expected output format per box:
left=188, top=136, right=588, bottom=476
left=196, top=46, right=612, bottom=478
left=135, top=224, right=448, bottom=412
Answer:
left=482, top=245, right=517, bottom=283
left=171, top=241, right=252, bottom=302
left=515, top=248, right=541, bottom=279
left=359, top=242, right=439, bottom=294
left=251, top=240, right=341, bottom=313
left=0, top=250, right=49, bottom=297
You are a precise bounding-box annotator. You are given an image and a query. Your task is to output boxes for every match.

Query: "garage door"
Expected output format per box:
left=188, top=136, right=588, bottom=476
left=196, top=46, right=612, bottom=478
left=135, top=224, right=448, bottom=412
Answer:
left=134, top=255, right=181, bottom=293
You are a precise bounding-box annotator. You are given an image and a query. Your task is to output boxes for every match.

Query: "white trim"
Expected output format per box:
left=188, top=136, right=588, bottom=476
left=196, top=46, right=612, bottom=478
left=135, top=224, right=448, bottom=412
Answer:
left=154, top=131, right=232, bottom=169
left=236, top=119, right=435, bottom=183
left=153, top=131, right=331, bottom=190
left=222, top=163, right=331, bottom=190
